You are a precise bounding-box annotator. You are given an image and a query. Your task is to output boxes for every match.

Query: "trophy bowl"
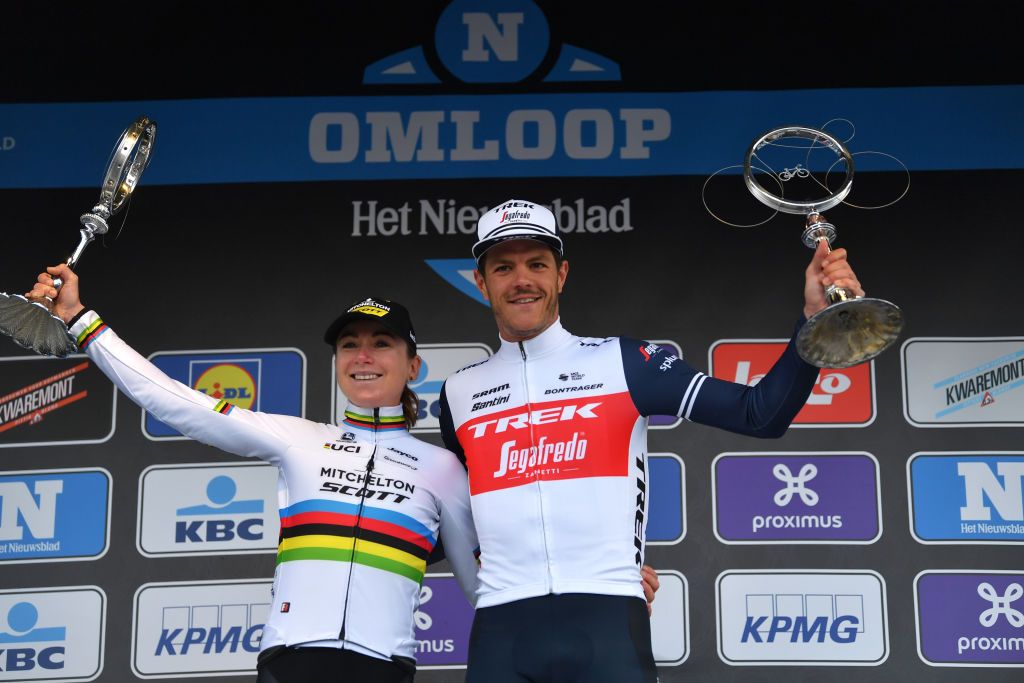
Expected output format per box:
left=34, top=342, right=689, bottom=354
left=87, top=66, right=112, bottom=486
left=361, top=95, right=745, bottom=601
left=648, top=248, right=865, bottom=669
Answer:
left=743, top=125, right=904, bottom=369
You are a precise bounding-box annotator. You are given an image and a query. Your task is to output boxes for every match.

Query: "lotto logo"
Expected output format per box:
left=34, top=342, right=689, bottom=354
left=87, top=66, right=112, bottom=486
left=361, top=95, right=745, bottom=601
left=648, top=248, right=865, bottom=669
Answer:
left=709, top=341, right=875, bottom=427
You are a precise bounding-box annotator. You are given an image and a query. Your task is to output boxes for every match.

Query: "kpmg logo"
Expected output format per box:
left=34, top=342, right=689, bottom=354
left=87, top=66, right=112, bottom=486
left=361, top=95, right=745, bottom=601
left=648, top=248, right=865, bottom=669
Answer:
left=144, top=348, right=306, bottom=440
left=333, top=343, right=492, bottom=433
left=417, top=571, right=689, bottom=669
left=647, top=454, right=686, bottom=545
left=902, top=337, right=1024, bottom=427
left=713, top=453, right=881, bottom=544
left=138, top=464, right=279, bottom=557
left=0, top=355, right=117, bottom=448
left=132, top=580, right=270, bottom=678
left=0, top=468, right=110, bottom=564
left=717, top=570, right=889, bottom=665
left=916, top=571, right=1024, bottom=666
left=710, top=341, right=876, bottom=427
left=0, top=587, right=105, bottom=681
left=908, top=452, right=1024, bottom=544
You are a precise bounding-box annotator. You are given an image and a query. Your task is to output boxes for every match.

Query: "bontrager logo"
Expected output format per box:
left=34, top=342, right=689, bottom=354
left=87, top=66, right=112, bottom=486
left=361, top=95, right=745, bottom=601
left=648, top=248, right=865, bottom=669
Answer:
left=468, top=402, right=601, bottom=437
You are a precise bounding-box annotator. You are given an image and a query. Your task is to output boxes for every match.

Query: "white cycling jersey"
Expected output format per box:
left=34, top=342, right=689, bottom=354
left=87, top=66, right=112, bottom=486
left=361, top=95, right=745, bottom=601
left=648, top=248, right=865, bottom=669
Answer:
left=439, top=318, right=818, bottom=609
left=70, top=311, right=479, bottom=661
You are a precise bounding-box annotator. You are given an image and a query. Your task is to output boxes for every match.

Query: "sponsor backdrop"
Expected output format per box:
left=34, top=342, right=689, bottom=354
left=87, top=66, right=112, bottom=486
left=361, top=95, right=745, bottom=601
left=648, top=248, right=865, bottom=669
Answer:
left=1, top=3, right=1022, bottom=682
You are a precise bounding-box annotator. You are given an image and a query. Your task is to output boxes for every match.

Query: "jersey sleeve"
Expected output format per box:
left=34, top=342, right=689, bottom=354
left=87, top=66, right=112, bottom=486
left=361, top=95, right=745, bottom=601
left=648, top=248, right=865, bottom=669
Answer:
left=430, top=450, right=480, bottom=606
left=438, top=382, right=466, bottom=468
left=620, top=320, right=820, bottom=438
left=70, top=311, right=293, bottom=464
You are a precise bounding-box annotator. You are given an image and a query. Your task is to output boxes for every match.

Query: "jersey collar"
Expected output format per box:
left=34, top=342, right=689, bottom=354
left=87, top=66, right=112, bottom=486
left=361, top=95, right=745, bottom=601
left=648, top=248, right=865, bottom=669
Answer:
left=341, top=402, right=408, bottom=440
left=496, top=318, right=574, bottom=361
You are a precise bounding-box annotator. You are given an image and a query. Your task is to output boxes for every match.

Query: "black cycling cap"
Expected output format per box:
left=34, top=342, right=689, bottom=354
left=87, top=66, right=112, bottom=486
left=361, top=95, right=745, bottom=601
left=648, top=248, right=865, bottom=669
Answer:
left=323, top=297, right=417, bottom=353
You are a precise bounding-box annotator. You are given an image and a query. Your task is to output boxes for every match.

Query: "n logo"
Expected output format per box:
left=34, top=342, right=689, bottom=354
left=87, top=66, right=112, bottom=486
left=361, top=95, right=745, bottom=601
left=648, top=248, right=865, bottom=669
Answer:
left=0, top=480, right=61, bottom=541
left=958, top=462, right=1024, bottom=521
left=462, top=12, right=525, bottom=63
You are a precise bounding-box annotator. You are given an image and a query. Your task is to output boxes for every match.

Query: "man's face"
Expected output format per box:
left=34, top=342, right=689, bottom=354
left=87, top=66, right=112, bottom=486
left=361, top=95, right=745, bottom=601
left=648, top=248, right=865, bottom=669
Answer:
left=474, top=240, right=569, bottom=342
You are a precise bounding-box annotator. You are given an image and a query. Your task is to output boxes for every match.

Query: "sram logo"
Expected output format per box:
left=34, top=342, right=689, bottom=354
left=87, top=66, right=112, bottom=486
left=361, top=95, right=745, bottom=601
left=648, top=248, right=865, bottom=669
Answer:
left=458, top=393, right=637, bottom=494
left=466, top=401, right=601, bottom=438
left=709, top=340, right=875, bottom=427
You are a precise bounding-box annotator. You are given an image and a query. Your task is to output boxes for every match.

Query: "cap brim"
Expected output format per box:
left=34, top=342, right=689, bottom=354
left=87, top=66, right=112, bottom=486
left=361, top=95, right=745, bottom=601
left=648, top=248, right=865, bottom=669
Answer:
left=323, top=311, right=412, bottom=348
left=472, top=234, right=563, bottom=261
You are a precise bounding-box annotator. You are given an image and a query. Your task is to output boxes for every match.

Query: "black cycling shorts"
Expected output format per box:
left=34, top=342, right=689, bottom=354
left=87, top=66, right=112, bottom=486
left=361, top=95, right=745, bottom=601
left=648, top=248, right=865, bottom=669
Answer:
left=466, top=593, right=658, bottom=683
left=255, top=646, right=415, bottom=683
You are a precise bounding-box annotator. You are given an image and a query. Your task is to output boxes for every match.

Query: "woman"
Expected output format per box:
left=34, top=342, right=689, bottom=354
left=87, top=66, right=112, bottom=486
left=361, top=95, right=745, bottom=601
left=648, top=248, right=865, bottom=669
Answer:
left=30, top=264, right=480, bottom=683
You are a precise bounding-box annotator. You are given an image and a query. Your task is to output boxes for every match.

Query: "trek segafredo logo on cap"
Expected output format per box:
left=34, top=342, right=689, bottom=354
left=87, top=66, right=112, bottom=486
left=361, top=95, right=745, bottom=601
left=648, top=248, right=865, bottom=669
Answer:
left=915, top=571, right=1024, bottom=666
left=716, top=570, right=889, bottom=665
left=348, top=298, right=391, bottom=317
left=712, top=453, right=881, bottom=544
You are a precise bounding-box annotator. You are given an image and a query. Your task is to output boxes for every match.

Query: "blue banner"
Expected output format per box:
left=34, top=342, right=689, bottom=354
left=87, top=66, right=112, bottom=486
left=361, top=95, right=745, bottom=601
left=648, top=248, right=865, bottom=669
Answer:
left=0, top=86, right=1021, bottom=188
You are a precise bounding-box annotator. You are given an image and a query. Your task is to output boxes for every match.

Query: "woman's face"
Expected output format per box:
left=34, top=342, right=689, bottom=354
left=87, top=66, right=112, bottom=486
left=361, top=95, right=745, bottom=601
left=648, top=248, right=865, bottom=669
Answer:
left=334, top=320, right=420, bottom=409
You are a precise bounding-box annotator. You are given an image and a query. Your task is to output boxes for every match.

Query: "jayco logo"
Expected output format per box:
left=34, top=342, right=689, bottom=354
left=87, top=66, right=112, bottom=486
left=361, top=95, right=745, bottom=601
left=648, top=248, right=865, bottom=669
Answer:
left=772, top=463, right=819, bottom=507
left=978, top=582, right=1024, bottom=628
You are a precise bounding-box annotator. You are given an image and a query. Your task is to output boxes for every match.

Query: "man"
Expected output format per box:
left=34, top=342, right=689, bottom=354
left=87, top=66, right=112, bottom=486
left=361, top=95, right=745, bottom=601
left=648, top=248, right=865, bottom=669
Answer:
left=438, top=199, right=862, bottom=682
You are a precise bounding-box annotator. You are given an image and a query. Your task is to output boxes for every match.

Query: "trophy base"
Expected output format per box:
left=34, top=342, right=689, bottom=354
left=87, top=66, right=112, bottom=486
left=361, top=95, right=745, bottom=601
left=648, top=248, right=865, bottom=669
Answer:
left=797, top=298, right=904, bottom=369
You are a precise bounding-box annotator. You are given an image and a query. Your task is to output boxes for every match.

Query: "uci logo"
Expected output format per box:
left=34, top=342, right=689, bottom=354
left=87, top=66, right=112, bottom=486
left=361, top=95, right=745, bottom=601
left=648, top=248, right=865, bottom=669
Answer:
left=364, top=0, right=620, bottom=84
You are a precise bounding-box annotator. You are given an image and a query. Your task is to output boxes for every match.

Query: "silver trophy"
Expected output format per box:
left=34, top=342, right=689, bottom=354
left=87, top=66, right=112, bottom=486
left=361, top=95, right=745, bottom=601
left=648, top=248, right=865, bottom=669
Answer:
left=0, top=116, right=156, bottom=357
left=743, top=125, right=903, bottom=368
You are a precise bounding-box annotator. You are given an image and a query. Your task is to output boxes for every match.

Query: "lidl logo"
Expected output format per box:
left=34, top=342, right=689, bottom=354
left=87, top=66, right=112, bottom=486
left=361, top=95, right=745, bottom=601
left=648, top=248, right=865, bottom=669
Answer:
left=137, top=463, right=279, bottom=557
left=193, top=364, right=257, bottom=410
left=144, top=348, right=305, bottom=440
left=333, top=343, right=492, bottom=433
left=710, top=340, right=875, bottom=427
left=0, top=468, right=110, bottom=564
left=0, top=587, right=105, bottom=681
left=364, top=0, right=620, bottom=85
